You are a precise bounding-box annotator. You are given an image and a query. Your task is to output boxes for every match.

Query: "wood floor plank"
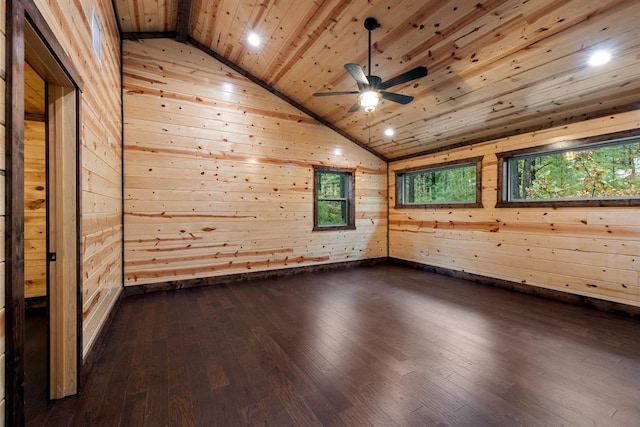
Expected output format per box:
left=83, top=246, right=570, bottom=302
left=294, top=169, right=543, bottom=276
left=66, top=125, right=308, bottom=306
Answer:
left=166, top=294, right=197, bottom=427
left=29, top=263, right=640, bottom=426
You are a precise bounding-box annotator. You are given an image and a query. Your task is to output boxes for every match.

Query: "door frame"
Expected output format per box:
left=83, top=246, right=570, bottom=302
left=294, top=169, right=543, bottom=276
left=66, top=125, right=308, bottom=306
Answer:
left=5, top=1, right=84, bottom=425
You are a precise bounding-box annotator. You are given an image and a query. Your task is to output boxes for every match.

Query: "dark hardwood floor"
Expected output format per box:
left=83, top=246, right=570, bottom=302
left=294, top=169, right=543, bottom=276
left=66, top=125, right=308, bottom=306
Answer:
left=31, top=264, right=640, bottom=426
left=24, top=307, right=49, bottom=422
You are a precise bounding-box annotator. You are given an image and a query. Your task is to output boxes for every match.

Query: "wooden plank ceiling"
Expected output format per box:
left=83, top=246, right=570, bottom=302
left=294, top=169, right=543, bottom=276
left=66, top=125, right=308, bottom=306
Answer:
left=115, top=0, right=640, bottom=161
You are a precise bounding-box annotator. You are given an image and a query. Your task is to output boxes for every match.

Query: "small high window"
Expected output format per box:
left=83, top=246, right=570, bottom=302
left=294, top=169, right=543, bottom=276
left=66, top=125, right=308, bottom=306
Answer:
left=395, top=157, right=483, bottom=208
left=313, top=166, right=355, bottom=230
left=92, top=9, right=102, bottom=63
left=497, top=131, right=640, bottom=207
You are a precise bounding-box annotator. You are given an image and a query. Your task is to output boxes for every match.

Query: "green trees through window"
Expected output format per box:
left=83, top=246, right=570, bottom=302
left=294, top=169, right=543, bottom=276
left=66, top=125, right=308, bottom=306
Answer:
left=314, top=166, right=355, bottom=230
left=403, top=165, right=476, bottom=203
left=396, top=157, right=483, bottom=208
left=318, top=172, right=347, bottom=225
left=506, top=139, right=640, bottom=201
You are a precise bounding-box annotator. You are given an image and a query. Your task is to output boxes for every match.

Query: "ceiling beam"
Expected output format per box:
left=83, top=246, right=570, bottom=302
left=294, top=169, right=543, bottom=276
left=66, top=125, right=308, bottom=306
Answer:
left=109, top=0, right=123, bottom=35
left=122, top=31, right=177, bottom=40
left=187, top=37, right=388, bottom=162
left=175, top=0, right=193, bottom=43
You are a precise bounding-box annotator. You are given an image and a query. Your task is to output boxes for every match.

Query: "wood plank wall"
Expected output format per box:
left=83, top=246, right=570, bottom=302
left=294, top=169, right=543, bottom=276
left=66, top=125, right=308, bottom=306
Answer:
left=123, top=39, right=387, bottom=286
left=31, top=0, right=122, bottom=356
left=389, top=110, right=640, bottom=308
left=1, top=0, right=6, bottom=421
left=24, top=120, right=46, bottom=298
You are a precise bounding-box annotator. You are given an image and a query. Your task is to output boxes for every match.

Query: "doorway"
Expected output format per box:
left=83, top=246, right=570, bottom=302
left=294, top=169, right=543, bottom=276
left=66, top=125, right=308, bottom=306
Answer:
left=5, top=5, right=83, bottom=424
left=24, top=16, right=80, bottom=400
left=23, top=61, right=48, bottom=419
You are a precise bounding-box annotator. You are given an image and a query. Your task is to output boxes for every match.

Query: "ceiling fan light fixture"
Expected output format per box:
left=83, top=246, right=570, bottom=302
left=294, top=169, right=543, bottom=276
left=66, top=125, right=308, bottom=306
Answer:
left=360, top=91, right=379, bottom=113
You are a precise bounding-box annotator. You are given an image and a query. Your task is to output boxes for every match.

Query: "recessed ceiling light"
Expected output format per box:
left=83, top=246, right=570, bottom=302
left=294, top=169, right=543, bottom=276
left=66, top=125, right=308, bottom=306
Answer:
left=384, top=128, right=394, bottom=137
left=247, top=32, right=261, bottom=48
left=588, top=50, right=611, bottom=66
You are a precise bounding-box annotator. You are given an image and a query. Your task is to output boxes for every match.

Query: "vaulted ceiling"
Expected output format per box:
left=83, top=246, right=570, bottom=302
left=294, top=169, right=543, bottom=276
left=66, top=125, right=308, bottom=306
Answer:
left=114, top=0, right=640, bottom=161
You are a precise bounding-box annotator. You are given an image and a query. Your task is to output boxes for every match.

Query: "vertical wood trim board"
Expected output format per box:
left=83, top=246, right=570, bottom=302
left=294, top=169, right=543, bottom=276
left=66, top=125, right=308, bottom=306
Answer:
left=389, top=110, right=640, bottom=308
left=122, top=38, right=388, bottom=286
left=0, top=0, right=6, bottom=423
left=75, top=89, right=83, bottom=394
left=5, top=1, right=26, bottom=425
left=47, top=83, right=79, bottom=398
left=175, top=0, right=192, bottom=43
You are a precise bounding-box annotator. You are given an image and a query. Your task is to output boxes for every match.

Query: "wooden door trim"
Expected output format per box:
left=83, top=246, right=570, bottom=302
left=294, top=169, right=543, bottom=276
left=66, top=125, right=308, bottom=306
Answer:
left=5, top=2, right=27, bottom=425
left=46, top=84, right=79, bottom=398
left=75, top=90, right=83, bottom=395
left=22, top=0, right=84, bottom=91
left=5, top=1, right=84, bottom=424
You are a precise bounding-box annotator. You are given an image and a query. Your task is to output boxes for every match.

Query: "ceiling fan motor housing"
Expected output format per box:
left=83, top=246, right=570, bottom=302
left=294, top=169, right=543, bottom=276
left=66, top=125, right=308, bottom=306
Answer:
left=364, top=17, right=380, bottom=31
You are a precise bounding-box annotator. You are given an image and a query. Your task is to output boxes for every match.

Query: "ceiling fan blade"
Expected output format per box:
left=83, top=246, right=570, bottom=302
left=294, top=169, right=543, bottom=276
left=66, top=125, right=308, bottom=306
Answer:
left=380, top=91, right=414, bottom=105
left=348, top=102, right=362, bottom=113
left=344, top=63, right=370, bottom=85
left=378, top=66, right=428, bottom=90
left=313, top=91, right=360, bottom=97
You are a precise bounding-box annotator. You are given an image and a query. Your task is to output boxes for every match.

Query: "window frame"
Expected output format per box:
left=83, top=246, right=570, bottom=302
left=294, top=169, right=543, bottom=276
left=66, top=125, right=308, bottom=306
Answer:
left=313, top=165, right=356, bottom=231
left=395, top=156, right=483, bottom=209
left=496, top=129, right=640, bottom=208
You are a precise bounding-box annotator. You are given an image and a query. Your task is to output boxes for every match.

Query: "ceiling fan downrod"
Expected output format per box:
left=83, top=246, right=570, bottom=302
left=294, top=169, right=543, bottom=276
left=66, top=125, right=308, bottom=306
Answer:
left=364, top=17, right=380, bottom=79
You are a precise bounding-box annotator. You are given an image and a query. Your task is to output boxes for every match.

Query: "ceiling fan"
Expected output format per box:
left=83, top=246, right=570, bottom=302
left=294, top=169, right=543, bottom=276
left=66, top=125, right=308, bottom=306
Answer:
left=313, top=17, right=428, bottom=113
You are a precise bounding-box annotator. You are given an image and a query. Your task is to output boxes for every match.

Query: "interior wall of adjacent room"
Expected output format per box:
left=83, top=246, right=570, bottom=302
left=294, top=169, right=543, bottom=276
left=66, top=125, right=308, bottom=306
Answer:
left=122, top=39, right=388, bottom=286
left=389, top=110, right=640, bottom=308
left=24, top=119, right=46, bottom=298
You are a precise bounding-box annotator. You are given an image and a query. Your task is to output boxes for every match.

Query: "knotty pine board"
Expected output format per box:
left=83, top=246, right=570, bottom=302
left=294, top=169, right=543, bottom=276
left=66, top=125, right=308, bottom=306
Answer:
left=389, top=109, right=640, bottom=307
left=115, top=0, right=178, bottom=33
left=123, top=38, right=387, bottom=286
left=32, top=0, right=123, bottom=357
left=24, top=120, right=46, bottom=298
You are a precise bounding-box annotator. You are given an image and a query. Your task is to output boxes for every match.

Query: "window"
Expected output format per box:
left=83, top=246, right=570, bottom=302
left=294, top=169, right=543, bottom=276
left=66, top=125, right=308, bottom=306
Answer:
left=313, top=166, right=355, bottom=230
left=395, top=157, right=483, bottom=208
left=92, top=9, right=102, bottom=63
left=497, top=131, right=640, bottom=207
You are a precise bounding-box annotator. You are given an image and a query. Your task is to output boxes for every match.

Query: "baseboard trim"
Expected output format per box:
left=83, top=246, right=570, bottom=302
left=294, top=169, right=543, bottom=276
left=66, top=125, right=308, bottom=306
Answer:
left=80, top=290, right=123, bottom=390
left=123, top=257, right=388, bottom=296
left=121, top=256, right=639, bottom=320
left=25, top=296, right=47, bottom=310
left=390, top=258, right=640, bottom=320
